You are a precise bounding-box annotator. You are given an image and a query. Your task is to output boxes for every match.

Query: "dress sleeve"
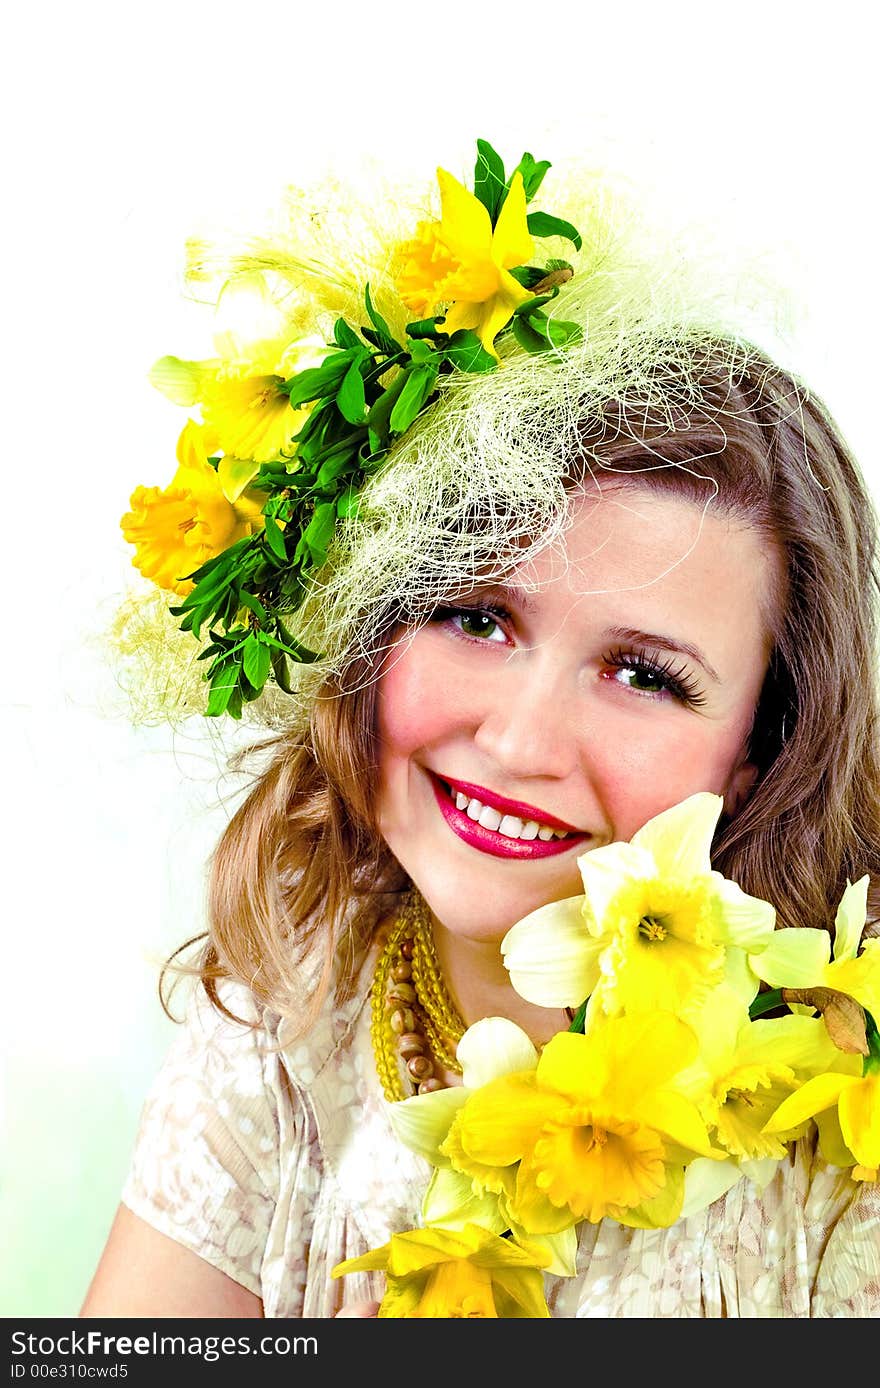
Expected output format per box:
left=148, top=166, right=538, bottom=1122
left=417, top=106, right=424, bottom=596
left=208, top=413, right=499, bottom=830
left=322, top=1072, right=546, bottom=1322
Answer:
left=120, top=981, right=283, bottom=1298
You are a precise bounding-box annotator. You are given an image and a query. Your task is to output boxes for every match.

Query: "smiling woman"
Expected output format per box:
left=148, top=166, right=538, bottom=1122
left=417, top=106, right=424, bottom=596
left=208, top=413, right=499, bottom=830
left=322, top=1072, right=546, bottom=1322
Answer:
left=82, top=139, right=880, bottom=1318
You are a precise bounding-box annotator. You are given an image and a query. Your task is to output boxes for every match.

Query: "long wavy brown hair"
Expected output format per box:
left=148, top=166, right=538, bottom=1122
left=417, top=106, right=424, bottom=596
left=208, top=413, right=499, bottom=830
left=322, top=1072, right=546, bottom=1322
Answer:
left=161, top=340, right=880, bottom=1032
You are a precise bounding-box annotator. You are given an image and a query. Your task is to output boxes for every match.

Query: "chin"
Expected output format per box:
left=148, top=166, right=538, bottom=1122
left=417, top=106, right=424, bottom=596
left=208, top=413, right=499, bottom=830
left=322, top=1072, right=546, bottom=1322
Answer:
left=402, top=854, right=581, bottom=944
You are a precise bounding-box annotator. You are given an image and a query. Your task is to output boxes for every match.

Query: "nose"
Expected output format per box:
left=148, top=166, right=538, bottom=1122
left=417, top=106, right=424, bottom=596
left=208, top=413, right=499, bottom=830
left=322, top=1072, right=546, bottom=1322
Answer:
left=472, top=648, right=583, bottom=782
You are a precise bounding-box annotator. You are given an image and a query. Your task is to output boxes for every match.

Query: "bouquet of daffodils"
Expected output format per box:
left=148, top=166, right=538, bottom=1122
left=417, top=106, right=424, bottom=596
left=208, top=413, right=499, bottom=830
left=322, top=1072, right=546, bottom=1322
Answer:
left=333, top=792, right=880, bottom=1317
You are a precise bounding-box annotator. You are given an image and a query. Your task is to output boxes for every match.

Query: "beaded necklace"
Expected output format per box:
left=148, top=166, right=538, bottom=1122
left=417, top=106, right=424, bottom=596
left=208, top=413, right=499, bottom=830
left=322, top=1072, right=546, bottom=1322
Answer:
left=371, top=890, right=466, bottom=1102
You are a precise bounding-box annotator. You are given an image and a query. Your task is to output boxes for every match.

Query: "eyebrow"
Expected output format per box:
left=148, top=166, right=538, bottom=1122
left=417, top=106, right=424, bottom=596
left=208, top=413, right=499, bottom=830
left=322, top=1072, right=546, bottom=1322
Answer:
left=606, top=625, right=721, bottom=684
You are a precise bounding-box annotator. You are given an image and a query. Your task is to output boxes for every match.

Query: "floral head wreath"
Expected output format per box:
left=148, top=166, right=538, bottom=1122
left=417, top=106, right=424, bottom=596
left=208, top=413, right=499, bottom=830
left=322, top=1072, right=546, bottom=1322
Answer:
left=120, top=139, right=584, bottom=721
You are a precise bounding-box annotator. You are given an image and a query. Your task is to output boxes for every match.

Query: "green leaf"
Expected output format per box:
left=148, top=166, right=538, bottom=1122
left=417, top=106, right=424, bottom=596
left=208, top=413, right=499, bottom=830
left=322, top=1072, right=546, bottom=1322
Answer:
left=474, top=138, right=507, bottom=224
left=363, top=284, right=402, bottom=356
left=405, top=317, right=444, bottom=340
left=511, top=152, right=552, bottom=203
left=508, top=265, right=550, bottom=290
left=285, top=351, right=353, bottom=407
left=511, top=314, right=553, bottom=355
left=441, top=330, right=498, bottom=374
left=297, top=499, right=338, bottom=567
left=389, top=361, right=439, bottom=434
left=366, top=371, right=408, bottom=452
left=237, top=591, right=270, bottom=624
left=316, top=447, right=355, bottom=491
left=513, top=289, right=559, bottom=316
left=270, top=646, right=293, bottom=695
left=336, top=485, right=361, bottom=520
left=337, top=359, right=366, bottom=424
left=262, top=513, right=288, bottom=561
left=206, top=668, right=238, bottom=717
left=276, top=618, right=322, bottom=664
left=242, top=634, right=271, bottom=689
left=526, top=211, right=583, bottom=251
left=515, top=309, right=584, bottom=353
left=333, top=318, right=362, bottom=351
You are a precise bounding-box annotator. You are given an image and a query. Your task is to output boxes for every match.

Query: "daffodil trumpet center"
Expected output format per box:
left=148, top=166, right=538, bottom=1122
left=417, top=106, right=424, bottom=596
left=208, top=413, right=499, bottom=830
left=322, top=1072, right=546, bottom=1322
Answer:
left=638, top=915, right=669, bottom=942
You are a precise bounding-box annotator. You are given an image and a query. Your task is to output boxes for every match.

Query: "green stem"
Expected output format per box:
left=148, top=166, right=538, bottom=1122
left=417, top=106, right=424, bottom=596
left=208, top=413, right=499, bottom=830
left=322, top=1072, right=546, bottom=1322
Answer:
left=568, top=1000, right=587, bottom=1034
left=748, top=988, right=785, bottom=1020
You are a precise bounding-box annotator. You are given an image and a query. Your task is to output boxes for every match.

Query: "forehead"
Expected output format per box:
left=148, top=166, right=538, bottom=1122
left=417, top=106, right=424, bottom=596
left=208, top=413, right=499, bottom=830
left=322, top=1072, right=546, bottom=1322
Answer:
left=500, top=483, right=783, bottom=647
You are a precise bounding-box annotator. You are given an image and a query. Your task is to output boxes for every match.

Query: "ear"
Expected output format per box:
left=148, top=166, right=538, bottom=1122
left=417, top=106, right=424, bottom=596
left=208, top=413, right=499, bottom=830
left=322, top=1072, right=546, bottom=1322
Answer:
left=723, top=761, right=758, bottom=820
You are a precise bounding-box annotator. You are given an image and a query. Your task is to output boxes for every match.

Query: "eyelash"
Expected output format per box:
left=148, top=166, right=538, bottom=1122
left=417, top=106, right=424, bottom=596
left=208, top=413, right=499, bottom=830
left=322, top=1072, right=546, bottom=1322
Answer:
left=429, top=605, right=707, bottom=708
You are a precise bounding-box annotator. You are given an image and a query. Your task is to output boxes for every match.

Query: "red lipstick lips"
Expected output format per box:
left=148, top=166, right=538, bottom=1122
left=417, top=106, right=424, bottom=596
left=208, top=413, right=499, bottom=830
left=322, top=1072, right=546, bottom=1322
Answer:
left=430, top=773, right=588, bottom=860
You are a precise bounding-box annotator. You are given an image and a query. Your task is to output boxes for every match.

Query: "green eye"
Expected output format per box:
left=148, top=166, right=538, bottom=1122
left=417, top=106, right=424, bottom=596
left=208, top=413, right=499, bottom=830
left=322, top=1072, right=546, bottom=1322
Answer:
left=458, top=611, right=500, bottom=640
left=621, top=667, right=665, bottom=693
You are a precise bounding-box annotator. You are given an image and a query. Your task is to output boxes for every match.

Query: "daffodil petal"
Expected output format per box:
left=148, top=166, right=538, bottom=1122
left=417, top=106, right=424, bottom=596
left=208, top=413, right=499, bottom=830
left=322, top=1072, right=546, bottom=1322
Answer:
left=422, top=1167, right=508, bottom=1233
left=148, top=354, right=213, bottom=406
left=815, top=1105, right=857, bottom=1167
left=577, top=842, right=655, bottom=927
left=680, top=1157, right=745, bottom=1217
left=436, top=168, right=493, bottom=261
left=832, top=876, right=870, bottom=962
left=388, top=1087, right=470, bottom=1164
left=611, top=1164, right=685, bottom=1229
left=457, top=1017, right=538, bottom=1090
left=712, top=876, right=776, bottom=948
left=735, top=1013, right=841, bottom=1073
left=839, top=1075, right=880, bottom=1167
left=598, top=1012, right=700, bottom=1105
left=453, top=1075, right=550, bottom=1167
left=502, top=895, right=601, bottom=1008
left=749, top=927, right=832, bottom=987
left=719, top=946, right=763, bottom=1010
left=217, top=455, right=261, bottom=503
left=630, top=792, right=722, bottom=877
left=491, top=172, right=534, bottom=269
left=506, top=1219, right=579, bottom=1278
left=825, top=943, right=880, bottom=1023
left=763, top=1072, right=860, bottom=1133
left=634, top=1091, right=717, bottom=1158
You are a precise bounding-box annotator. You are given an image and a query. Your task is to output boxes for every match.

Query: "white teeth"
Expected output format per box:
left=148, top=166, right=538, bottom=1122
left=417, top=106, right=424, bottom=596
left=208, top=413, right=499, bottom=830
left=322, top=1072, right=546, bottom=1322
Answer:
left=448, top=784, right=571, bottom=841
left=498, top=814, right=524, bottom=838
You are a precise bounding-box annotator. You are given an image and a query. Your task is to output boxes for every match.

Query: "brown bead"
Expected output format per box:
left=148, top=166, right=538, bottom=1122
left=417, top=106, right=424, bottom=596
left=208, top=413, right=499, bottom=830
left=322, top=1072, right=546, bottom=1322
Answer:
left=388, top=1008, right=410, bottom=1035
left=406, top=1054, right=434, bottom=1081
left=417, top=1078, right=445, bottom=1094
left=391, top=961, right=412, bottom=982
left=386, top=981, right=416, bottom=1004
left=400, top=940, right=415, bottom=959
left=398, top=1032, right=425, bottom=1058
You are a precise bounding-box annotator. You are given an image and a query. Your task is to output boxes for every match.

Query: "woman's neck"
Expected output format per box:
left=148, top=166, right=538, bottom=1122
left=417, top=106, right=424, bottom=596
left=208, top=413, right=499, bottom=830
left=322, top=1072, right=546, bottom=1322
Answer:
left=429, top=912, right=567, bottom=1047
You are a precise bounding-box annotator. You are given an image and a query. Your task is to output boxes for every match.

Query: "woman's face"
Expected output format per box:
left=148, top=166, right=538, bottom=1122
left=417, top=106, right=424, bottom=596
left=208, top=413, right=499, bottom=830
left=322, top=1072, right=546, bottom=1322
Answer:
left=376, top=484, right=781, bottom=943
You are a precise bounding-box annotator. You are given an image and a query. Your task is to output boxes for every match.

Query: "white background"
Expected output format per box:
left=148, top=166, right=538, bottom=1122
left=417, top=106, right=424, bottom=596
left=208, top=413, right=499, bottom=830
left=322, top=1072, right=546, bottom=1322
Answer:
left=2, top=0, right=877, bottom=1314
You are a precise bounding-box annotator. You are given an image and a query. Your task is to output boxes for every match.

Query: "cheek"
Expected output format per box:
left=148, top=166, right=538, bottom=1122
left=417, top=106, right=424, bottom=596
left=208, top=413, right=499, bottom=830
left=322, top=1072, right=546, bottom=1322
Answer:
left=376, top=635, right=474, bottom=765
left=592, top=721, right=749, bottom=836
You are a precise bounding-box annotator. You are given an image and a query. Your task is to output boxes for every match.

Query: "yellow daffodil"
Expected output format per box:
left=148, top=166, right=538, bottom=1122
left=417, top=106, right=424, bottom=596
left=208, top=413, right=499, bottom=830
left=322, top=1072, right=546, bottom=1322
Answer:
left=397, top=168, right=534, bottom=356
left=502, top=793, right=776, bottom=1021
left=149, top=272, right=328, bottom=468
left=678, top=985, right=849, bottom=1163
left=750, top=876, right=880, bottom=1024
left=388, top=1019, right=577, bottom=1276
left=446, top=1013, right=718, bottom=1233
left=332, top=1224, right=551, bottom=1318
left=763, top=1064, right=880, bottom=1176
left=120, top=420, right=265, bottom=594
